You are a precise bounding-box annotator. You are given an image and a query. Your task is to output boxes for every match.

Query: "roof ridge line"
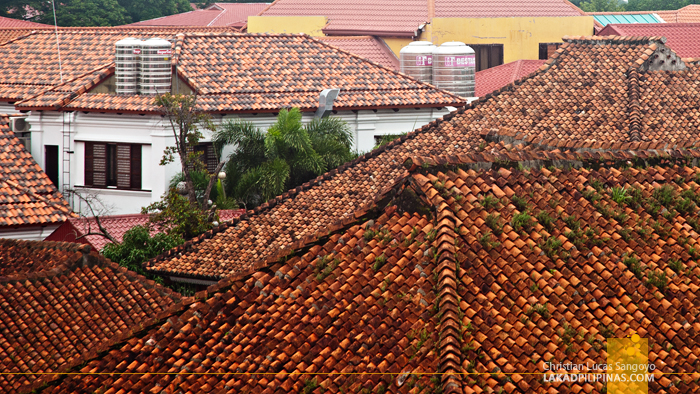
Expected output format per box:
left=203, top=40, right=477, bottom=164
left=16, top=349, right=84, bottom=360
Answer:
left=429, top=183, right=464, bottom=394
left=562, top=34, right=667, bottom=45
left=0, top=29, right=39, bottom=48
left=627, top=66, right=642, bottom=142
left=14, top=63, right=114, bottom=108
left=403, top=148, right=700, bottom=174
left=207, top=6, right=227, bottom=26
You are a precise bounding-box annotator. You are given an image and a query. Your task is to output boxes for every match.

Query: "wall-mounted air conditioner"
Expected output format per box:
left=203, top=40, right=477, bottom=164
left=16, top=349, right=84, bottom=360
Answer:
left=10, top=117, right=29, bottom=133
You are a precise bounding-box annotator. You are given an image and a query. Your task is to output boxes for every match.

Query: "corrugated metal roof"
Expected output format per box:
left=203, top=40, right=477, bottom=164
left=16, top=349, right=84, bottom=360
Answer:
left=593, top=13, right=662, bottom=26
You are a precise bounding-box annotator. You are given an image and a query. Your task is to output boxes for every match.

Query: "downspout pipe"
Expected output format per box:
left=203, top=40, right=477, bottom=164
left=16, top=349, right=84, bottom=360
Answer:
left=315, top=88, right=340, bottom=118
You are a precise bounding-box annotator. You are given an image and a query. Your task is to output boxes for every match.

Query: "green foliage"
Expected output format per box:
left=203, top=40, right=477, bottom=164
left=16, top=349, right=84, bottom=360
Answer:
left=485, top=213, right=503, bottom=236
left=539, top=235, right=565, bottom=260
left=142, top=189, right=213, bottom=240
left=580, top=0, right=624, bottom=12
left=526, top=303, right=550, bottom=319
left=480, top=195, right=500, bottom=210
left=622, top=254, right=643, bottom=279
left=511, top=195, right=529, bottom=212
left=619, top=227, right=632, bottom=241
left=535, top=211, right=554, bottom=232
left=301, top=378, right=319, bottom=394
left=214, top=108, right=355, bottom=208
left=599, top=323, right=615, bottom=339
left=589, top=178, right=605, bottom=193
left=102, top=225, right=183, bottom=276
left=314, top=255, right=340, bottom=281
left=610, top=186, right=632, bottom=205
left=653, top=185, right=677, bottom=208
left=676, top=197, right=697, bottom=215
left=478, top=231, right=500, bottom=250
left=373, top=133, right=407, bottom=148
left=646, top=270, right=668, bottom=292
left=373, top=253, right=387, bottom=271
left=626, top=0, right=694, bottom=12
left=669, top=258, right=683, bottom=274
left=512, top=212, right=533, bottom=233
left=1, top=0, right=191, bottom=26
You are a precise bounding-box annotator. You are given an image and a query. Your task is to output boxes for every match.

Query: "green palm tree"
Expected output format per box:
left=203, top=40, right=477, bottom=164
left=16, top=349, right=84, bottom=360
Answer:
left=213, top=108, right=355, bottom=208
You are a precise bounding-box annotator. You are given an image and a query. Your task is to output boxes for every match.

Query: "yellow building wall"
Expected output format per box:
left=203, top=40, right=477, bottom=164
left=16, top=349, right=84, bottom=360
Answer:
left=422, top=16, right=593, bottom=63
left=247, top=16, right=328, bottom=36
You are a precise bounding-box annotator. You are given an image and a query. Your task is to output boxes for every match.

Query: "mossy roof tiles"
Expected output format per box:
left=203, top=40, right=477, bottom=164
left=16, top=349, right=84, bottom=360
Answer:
left=0, top=239, right=181, bottom=393
left=147, top=35, right=700, bottom=280
left=26, top=149, right=700, bottom=393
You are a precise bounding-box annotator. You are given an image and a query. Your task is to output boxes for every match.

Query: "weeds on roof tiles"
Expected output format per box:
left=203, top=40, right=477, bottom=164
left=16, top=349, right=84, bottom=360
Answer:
left=373, top=254, right=387, bottom=271
left=635, top=226, right=650, bottom=239
left=676, top=196, right=697, bottom=215
left=627, top=186, right=644, bottom=209
left=535, top=211, right=554, bottom=232
left=674, top=176, right=686, bottom=185
left=559, top=322, right=580, bottom=354
left=622, top=254, right=643, bottom=279
left=612, top=210, right=628, bottom=223
left=485, top=213, right=503, bottom=235
left=529, top=281, right=539, bottom=293
left=477, top=141, right=486, bottom=152
left=653, top=185, right=677, bottom=208
left=301, top=378, right=319, bottom=394
left=426, top=228, right=437, bottom=242
left=512, top=212, right=533, bottom=233
left=511, top=195, right=529, bottom=212
left=314, top=255, right=340, bottom=282
left=590, top=178, right=605, bottom=193
left=525, top=303, right=550, bottom=319
left=669, top=258, right=683, bottom=274
left=480, top=195, right=500, bottom=210
left=363, top=228, right=377, bottom=241
left=688, top=217, right=700, bottom=233
left=651, top=220, right=671, bottom=240
left=479, top=231, right=500, bottom=250
left=563, top=214, right=580, bottom=231
left=610, top=186, right=632, bottom=205
left=548, top=197, right=560, bottom=209
left=619, top=227, right=632, bottom=241
left=599, top=323, right=615, bottom=339
left=539, top=235, right=567, bottom=261
left=646, top=270, right=668, bottom=292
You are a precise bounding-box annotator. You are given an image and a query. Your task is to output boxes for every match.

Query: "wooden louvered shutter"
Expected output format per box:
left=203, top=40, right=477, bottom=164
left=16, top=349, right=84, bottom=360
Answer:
left=86, top=142, right=107, bottom=186
left=205, top=143, right=217, bottom=173
left=116, top=144, right=132, bottom=189
left=130, top=145, right=141, bottom=190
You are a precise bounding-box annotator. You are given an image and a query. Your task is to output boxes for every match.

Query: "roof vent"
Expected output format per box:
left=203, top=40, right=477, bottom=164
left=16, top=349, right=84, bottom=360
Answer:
left=115, top=37, right=143, bottom=95
left=400, top=41, right=436, bottom=84
left=433, top=41, right=475, bottom=98
left=139, top=38, right=173, bottom=95
left=315, top=88, right=340, bottom=118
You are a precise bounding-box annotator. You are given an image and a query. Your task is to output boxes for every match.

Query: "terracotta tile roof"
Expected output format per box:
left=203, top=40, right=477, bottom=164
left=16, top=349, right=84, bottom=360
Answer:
left=0, top=114, right=73, bottom=227
left=318, top=35, right=399, bottom=70
left=599, top=23, right=700, bottom=58
left=0, top=238, right=181, bottom=393
left=654, top=5, right=700, bottom=23
left=260, top=0, right=584, bottom=36
left=25, top=149, right=700, bottom=393
left=474, top=59, right=546, bottom=97
left=10, top=32, right=463, bottom=112
left=45, top=209, right=244, bottom=251
left=124, top=3, right=268, bottom=28
left=0, top=16, right=49, bottom=28
left=145, top=35, right=700, bottom=281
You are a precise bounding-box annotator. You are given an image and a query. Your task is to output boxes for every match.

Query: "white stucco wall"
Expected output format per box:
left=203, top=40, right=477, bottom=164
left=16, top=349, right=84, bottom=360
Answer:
left=25, top=107, right=451, bottom=215
left=0, top=224, right=60, bottom=241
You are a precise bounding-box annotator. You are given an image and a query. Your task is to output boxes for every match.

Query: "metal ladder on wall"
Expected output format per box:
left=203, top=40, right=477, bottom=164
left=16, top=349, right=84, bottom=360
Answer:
left=61, top=112, right=72, bottom=208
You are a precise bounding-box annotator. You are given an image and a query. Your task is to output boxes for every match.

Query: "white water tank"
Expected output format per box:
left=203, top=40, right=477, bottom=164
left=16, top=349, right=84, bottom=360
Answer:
left=432, top=42, right=475, bottom=97
left=115, top=37, right=142, bottom=95
left=139, top=38, right=173, bottom=95
left=400, top=41, right=436, bottom=84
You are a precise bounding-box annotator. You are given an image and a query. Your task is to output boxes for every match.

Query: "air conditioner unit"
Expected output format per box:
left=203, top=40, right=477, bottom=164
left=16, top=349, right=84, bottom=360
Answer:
left=10, top=117, right=29, bottom=133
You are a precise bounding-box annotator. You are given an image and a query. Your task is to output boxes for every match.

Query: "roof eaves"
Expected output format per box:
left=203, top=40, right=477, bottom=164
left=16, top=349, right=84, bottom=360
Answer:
left=323, top=28, right=416, bottom=38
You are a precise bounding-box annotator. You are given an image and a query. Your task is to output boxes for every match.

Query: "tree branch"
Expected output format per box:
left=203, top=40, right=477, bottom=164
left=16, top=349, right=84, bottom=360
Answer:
left=202, top=160, right=227, bottom=210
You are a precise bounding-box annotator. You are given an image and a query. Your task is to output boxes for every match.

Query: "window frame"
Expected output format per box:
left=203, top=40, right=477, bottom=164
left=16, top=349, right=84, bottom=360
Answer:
left=84, top=142, right=143, bottom=191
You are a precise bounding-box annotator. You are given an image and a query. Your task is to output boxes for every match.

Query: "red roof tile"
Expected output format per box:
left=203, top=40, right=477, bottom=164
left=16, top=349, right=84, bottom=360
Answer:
left=0, top=15, right=49, bottom=28
left=145, top=35, right=700, bottom=281
left=0, top=114, right=73, bottom=227
left=25, top=149, right=700, bottom=394
left=318, top=35, right=399, bottom=70
left=124, top=9, right=227, bottom=27
left=474, top=59, right=546, bottom=97
left=0, top=238, right=181, bottom=393
left=206, top=2, right=270, bottom=27
left=125, top=4, right=269, bottom=28
left=599, top=23, right=700, bottom=58
left=653, top=5, right=700, bottom=23
left=8, top=31, right=463, bottom=113
left=46, top=209, right=244, bottom=251
left=260, top=0, right=584, bottom=36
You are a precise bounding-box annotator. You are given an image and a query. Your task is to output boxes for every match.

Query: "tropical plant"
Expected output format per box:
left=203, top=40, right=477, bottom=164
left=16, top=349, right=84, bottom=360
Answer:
left=102, top=225, right=183, bottom=275
left=213, top=108, right=355, bottom=208
left=142, top=188, right=215, bottom=240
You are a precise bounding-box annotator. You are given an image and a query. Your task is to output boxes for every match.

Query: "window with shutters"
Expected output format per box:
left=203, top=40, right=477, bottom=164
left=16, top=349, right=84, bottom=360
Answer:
left=465, top=44, right=504, bottom=72
left=85, top=142, right=142, bottom=190
left=188, top=143, right=219, bottom=173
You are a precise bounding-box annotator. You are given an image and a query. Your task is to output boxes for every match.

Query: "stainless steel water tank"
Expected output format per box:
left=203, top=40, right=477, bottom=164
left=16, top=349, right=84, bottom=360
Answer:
left=115, top=37, right=142, bottom=95
left=432, top=42, right=475, bottom=97
left=139, top=38, right=173, bottom=95
left=400, top=41, right=436, bottom=84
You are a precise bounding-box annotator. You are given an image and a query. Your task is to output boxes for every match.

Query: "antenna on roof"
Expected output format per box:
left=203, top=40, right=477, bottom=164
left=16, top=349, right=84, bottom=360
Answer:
left=50, top=0, right=64, bottom=84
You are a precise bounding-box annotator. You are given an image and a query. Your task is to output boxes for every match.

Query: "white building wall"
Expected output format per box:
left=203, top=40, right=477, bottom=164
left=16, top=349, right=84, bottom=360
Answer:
left=25, top=107, right=451, bottom=215
left=0, top=224, right=60, bottom=241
